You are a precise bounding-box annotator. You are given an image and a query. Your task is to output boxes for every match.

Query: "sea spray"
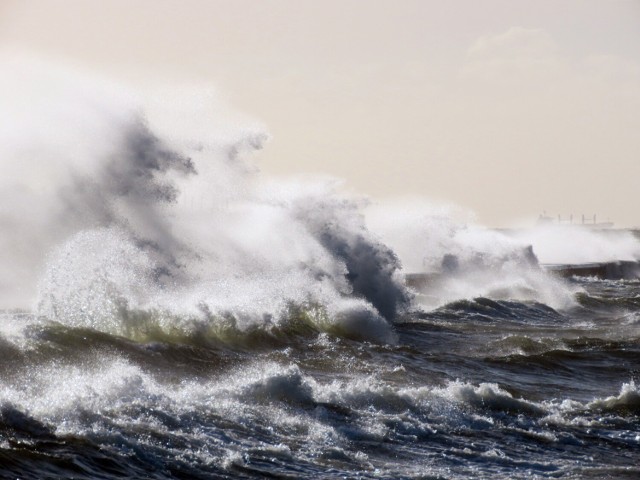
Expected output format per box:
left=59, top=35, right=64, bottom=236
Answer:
left=511, top=224, right=640, bottom=264
left=366, top=201, right=579, bottom=309
left=0, top=58, right=639, bottom=479
left=0, top=58, right=406, bottom=341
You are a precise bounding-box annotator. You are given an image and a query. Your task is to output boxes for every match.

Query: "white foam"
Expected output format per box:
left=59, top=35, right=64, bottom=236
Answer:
left=587, top=381, right=640, bottom=413
left=367, top=201, right=578, bottom=309
left=512, top=225, right=640, bottom=265
left=0, top=60, right=413, bottom=341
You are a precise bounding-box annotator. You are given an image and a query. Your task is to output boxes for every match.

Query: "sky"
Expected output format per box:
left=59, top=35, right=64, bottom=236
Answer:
left=1, top=0, right=639, bottom=227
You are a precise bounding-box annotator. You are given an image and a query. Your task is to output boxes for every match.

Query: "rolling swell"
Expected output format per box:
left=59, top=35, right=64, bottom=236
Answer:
left=2, top=276, right=640, bottom=478
left=1, top=68, right=639, bottom=478
left=427, top=297, right=563, bottom=323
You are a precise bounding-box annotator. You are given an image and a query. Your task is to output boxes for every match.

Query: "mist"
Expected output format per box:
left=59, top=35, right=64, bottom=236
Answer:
left=1, top=57, right=412, bottom=343
left=2, top=56, right=639, bottom=336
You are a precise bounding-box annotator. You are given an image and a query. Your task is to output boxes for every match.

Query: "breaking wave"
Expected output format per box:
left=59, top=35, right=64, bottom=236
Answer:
left=1, top=57, right=639, bottom=479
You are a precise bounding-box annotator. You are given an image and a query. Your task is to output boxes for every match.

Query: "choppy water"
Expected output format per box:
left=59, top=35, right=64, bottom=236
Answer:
left=1, top=63, right=639, bottom=479
left=1, top=275, right=639, bottom=479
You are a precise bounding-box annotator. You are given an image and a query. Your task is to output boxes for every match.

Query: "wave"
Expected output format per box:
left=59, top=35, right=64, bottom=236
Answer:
left=366, top=202, right=583, bottom=310
left=426, top=297, right=563, bottom=324
left=0, top=61, right=415, bottom=342
left=575, top=291, right=640, bottom=311
left=0, top=334, right=637, bottom=479
left=1, top=59, right=612, bottom=340
left=587, top=381, right=640, bottom=414
left=1, top=52, right=639, bottom=480
left=3, top=353, right=636, bottom=448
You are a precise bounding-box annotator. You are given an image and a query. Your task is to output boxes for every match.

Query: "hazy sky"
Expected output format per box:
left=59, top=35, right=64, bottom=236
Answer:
left=1, top=0, right=639, bottom=226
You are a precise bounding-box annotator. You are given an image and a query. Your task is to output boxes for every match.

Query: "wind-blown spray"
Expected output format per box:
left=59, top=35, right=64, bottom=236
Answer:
left=1, top=56, right=407, bottom=343
left=1, top=56, right=639, bottom=480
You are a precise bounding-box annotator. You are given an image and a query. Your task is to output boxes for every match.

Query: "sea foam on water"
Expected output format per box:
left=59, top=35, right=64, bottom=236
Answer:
left=1, top=55, right=639, bottom=479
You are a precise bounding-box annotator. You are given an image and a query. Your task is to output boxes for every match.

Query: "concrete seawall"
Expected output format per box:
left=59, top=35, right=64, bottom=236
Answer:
left=403, top=261, right=640, bottom=289
left=541, top=261, right=640, bottom=280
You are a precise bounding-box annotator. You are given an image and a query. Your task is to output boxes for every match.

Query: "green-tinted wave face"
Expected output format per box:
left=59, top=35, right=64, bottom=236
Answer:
left=2, top=60, right=640, bottom=480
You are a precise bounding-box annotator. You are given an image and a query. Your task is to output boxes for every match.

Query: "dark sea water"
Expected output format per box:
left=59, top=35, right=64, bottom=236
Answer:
left=1, top=70, right=639, bottom=479
left=1, top=274, right=638, bottom=479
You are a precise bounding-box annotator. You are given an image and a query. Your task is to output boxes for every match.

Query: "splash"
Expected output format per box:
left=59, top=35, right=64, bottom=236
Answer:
left=366, top=200, right=578, bottom=309
left=511, top=225, right=640, bottom=265
left=1, top=56, right=407, bottom=342
left=3, top=55, right=617, bottom=338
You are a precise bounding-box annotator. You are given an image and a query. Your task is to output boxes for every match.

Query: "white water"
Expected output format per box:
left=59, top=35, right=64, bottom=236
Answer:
left=366, top=201, right=580, bottom=309
left=1, top=56, right=408, bottom=343
left=2, top=55, right=639, bottom=328
left=1, top=55, right=639, bottom=480
left=512, top=225, right=640, bottom=265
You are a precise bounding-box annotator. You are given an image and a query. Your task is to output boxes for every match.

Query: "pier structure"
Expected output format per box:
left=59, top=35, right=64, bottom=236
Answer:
left=537, top=213, right=614, bottom=229
left=541, top=261, right=640, bottom=280
left=403, top=260, right=640, bottom=290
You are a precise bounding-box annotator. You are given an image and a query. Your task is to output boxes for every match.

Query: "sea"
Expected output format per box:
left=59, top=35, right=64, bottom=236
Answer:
left=1, top=70, right=639, bottom=479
